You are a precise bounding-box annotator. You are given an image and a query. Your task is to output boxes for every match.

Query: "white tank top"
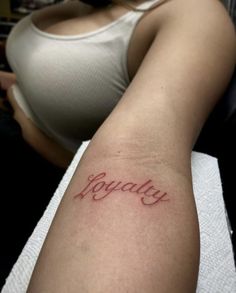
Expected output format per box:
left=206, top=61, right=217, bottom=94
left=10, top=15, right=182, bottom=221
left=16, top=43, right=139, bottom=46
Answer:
left=6, top=0, right=162, bottom=152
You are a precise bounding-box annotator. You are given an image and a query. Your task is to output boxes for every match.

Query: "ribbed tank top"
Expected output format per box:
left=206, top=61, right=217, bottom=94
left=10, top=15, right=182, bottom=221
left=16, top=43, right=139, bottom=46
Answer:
left=6, top=0, right=162, bottom=152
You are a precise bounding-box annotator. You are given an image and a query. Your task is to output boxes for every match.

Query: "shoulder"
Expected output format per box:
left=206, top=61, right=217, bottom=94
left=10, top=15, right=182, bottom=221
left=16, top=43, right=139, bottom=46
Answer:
left=141, top=0, right=236, bottom=69
left=150, top=0, right=236, bottom=63
left=143, top=0, right=235, bottom=32
left=128, top=0, right=235, bottom=79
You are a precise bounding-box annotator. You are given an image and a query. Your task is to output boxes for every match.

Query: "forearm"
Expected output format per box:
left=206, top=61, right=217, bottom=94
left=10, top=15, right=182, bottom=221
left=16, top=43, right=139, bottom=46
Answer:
left=27, top=135, right=200, bottom=293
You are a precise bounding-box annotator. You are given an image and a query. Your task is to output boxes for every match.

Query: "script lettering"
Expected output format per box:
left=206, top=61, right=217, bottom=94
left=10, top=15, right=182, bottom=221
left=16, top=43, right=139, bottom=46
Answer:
left=73, top=172, right=169, bottom=206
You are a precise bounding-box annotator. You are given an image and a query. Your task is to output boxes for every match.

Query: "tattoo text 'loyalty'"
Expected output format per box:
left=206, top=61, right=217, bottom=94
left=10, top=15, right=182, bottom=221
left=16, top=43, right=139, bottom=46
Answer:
left=73, top=172, right=169, bottom=206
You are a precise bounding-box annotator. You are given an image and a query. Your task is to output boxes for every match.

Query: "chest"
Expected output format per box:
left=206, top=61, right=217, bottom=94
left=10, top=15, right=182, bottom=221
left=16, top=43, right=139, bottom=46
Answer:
left=31, top=1, right=160, bottom=80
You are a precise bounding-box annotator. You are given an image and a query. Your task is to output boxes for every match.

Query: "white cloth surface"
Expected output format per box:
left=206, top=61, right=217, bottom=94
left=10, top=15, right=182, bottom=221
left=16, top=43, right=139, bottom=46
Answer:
left=1, top=142, right=236, bottom=292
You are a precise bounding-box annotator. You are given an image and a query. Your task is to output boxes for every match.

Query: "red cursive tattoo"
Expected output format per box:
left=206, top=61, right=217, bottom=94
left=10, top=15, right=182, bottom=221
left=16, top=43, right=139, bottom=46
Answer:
left=73, top=172, right=169, bottom=206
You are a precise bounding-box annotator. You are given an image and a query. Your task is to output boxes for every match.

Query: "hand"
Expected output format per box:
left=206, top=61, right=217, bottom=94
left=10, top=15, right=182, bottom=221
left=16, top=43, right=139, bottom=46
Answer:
left=0, top=70, right=16, bottom=92
left=0, top=71, right=16, bottom=111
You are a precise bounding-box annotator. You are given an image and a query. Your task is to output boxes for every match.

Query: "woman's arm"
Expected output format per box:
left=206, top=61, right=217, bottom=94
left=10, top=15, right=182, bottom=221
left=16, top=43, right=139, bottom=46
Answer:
left=0, top=72, right=73, bottom=168
left=27, top=0, right=236, bottom=292
left=5, top=87, right=74, bottom=169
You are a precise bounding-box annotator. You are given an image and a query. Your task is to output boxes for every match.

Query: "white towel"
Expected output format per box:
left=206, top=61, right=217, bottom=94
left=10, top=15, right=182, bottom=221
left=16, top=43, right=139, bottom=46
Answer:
left=1, top=142, right=236, bottom=292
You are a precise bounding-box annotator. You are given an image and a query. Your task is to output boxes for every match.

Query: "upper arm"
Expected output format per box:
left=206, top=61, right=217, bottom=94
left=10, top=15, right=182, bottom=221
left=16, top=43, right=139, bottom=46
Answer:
left=91, top=0, right=236, bottom=167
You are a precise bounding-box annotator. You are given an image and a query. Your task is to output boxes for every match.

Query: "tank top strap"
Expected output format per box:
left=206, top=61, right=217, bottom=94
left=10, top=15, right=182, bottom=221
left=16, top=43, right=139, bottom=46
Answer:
left=125, top=0, right=165, bottom=26
left=135, top=0, right=165, bottom=11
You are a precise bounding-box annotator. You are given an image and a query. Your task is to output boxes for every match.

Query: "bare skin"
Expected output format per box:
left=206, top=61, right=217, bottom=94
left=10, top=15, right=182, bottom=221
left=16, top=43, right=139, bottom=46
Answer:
left=21, top=0, right=236, bottom=292
left=0, top=71, right=16, bottom=91
left=0, top=71, right=15, bottom=109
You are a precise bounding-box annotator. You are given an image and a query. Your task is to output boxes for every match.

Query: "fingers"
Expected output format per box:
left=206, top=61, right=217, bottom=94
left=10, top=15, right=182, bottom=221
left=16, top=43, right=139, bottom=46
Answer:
left=0, top=86, right=13, bottom=113
left=0, top=71, right=16, bottom=91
